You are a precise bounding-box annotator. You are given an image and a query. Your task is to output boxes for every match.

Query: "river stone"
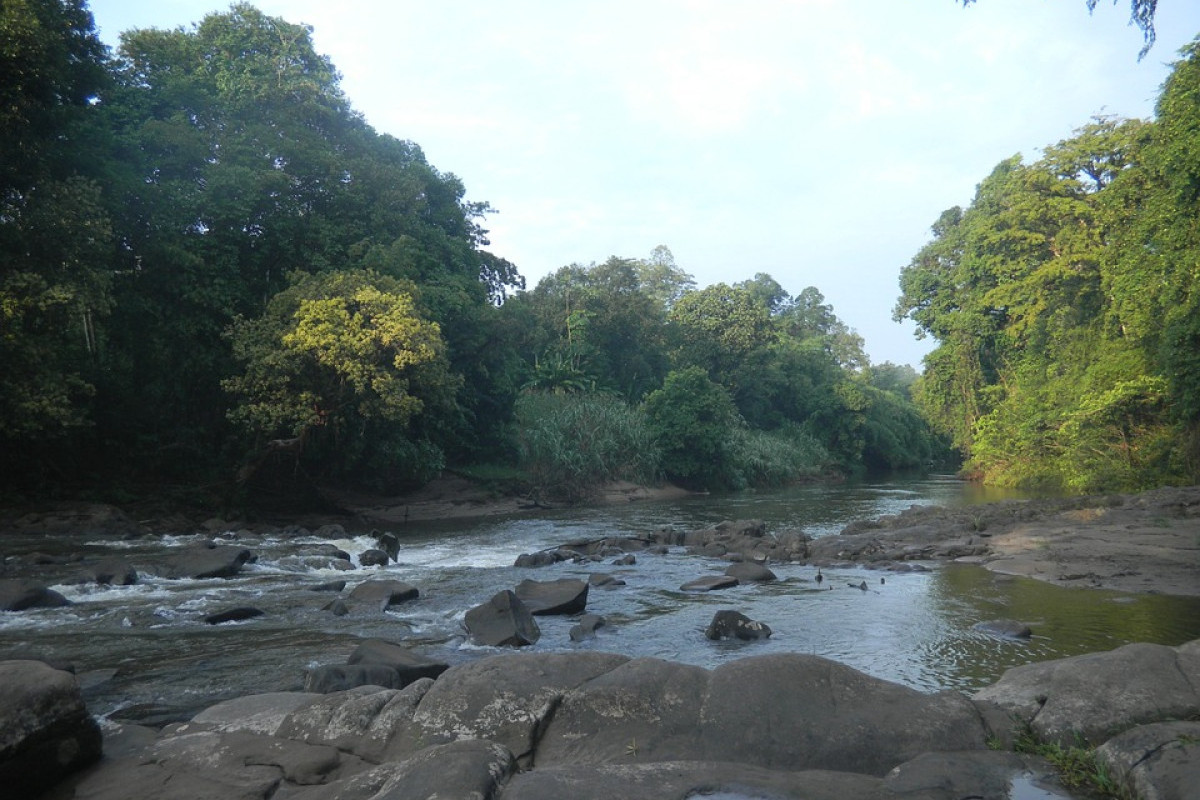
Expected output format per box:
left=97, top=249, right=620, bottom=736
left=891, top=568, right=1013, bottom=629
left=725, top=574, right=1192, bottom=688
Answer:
left=464, top=589, right=541, bottom=647
left=705, top=609, right=772, bottom=641
left=699, top=653, right=988, bottom=775
left=322, top=599, right=350, bottom=616
left=84, top=557, right=138, bottom=586
left=0, top=660, right=102, bottom=798
left=364, top=739, right=515, bottom=800
left=514, top=578, right=589, bottom=615
left=161, top=543, right=253, bottom=579
left=309, top=580, right=346, bottom=592
left=536, top=657, right=710, bottom=765
left=190, top=692, right=324, bottom=736
left=972, top=641, right=1200, bottom=748
left=881, top=751, right=1068, bottom=799
left=358, top=548, right=389, bottom=567
left=397, top=651, right=629, bottom=767
left=204, top=606, right=266, bottom=625
left=498, top=760, right=884, bottom=800
left=1095, top=720, right=1200, bottom=800
left=304, top=664, right=407, bottom=694
left=348, top=579, right=419, bottom=609
left=71, top=729, right=347, bottom=800
left=569, top=613, right=607, bottom=641
left=680, top=574, right=739, bottom=592
left=0, top=578, right=71, bottom=611
left=277, top=680, right=434, bottom=763
left=588, top=572, right=625, bottom=588
left=346, top=638, right=449, bottom=685
left=724, top=561, right=777, bottom=582
left=973, top=618, right=1033, bottom=639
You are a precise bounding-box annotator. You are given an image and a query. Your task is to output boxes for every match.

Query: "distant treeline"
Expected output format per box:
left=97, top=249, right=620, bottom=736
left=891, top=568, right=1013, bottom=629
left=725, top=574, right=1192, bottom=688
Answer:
left=895, top=36, right=1200, bottom=493
left=0, top=2, right=949, bottom=502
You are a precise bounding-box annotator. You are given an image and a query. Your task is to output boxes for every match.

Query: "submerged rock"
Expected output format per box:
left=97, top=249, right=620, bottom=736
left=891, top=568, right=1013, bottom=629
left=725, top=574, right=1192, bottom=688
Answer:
left=705, top=610, right=772, bottom=641
left=0, top=578, right=71, bottom=611
left=680, top=575, right=739, bottom=592
left=973, top=619, right=1033, bottom=639
left=348, top=579, right=419, bottom=609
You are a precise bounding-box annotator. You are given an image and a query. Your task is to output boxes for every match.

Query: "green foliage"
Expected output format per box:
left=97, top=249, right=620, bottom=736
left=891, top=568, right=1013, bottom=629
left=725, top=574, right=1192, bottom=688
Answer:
left=642, top=367, right=740, bottom=488
left=1012, top=726, right=1132, bottom=798
left=725, top=425, right=829, bottom=489
left=514, top=391, right=660, bottom=501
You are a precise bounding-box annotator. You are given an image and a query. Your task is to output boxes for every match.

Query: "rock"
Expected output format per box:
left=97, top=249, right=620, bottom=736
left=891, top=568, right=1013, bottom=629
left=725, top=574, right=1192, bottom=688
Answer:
left=514, top=578, right=589, bottom=615
left=464, top=590, right=541, bottom=647
left=0, top=660, right=102, bottom=798
left=399, top=652, right=628, bottom=766
left=881, top=751, right=1066, bottom=800
left=314, top=523, right=346, bottom=539
left=204, top=606, right=265, bottom=625
left=160, top=543, right=253, bottom=579
left=680, top=575, right=739, bottom=592
left=322, top=599, right=349, bottom=616
left=514, top=550, right=563, bottom=567
left=346, top=639, right=449, bottom=686
left=374, top=530, right=400, bottom=561
left=84, top=557, right=138, bottom=586
left=190, top=692, right=323, bottom=736
left=304, top=664, right=408, bottom=693
left=972, top=640, right=1200, bottom=748
left=705, top=610, right=772, bottom=641
left=499, top=760, right=884, bottom=800
left=358, top=548, right=389, bottom=567
left=724, top=562, right=776, bottom=582
left=363, top=738, right=515, bottom=800
left=612, top=553, right=637, bottom=566
left=0, top=578, right=71, bottom=611
left=588, top=572, right=625, bottom=588
left=569, top=614, right=607, bottom=641
left=973, top=619, right=1033, bottom=639
left=348, top=579, right=419, bottom=609
left=1096, top=720, right=1200, bottom=800
left=309, top=580, right=346, bottom=592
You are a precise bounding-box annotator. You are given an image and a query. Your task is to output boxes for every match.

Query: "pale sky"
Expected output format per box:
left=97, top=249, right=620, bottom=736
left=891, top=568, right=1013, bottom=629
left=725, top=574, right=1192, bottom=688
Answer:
left=88, top=1, right=1200, bottom=367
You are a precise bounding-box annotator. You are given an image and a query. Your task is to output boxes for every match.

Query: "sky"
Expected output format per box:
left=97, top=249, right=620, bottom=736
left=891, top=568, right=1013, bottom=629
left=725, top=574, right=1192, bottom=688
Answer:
left=87, top=1, right=1200, bottom=367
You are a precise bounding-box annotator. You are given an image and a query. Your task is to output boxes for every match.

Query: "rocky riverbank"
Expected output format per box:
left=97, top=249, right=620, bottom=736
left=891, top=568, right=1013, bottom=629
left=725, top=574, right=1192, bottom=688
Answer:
left=5, top=637, right=1199, bottom=799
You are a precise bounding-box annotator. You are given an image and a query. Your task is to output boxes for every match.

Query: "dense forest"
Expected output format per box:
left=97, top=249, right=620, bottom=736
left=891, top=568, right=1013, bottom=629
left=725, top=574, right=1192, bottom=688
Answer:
left=0, top=1, right=945, bottom=505
left=4, top=2, right=1197, bottom=506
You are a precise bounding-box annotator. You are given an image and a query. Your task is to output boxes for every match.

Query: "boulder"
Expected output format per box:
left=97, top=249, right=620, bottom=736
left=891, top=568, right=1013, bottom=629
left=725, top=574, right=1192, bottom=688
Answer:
left=972, top=641, right=1200, bottom=748
left=514, top=550, right=563, bottom=567
left=309, top=580, right=346, bottom=592
left=0, top=578, right=71, bottom=611
left=1096, top=720, right=1200, bottom=800
left=348, top=579, right=419, bottom=609
left=705, top=610, right=772, bottom=641
left=612, top=554, right=637, bottom=566
left=514, top=578, right=589, bottom=615
left=973, top=619, right=1033, bottom=639
left=881, top=751, right=1064, bottom=800
left=84, top=557, right=138, bottom=586
left=276, top=681, right=435, bottom=763
left=346, top=639, right=449, bottom=686
left=304, top=664, right=408, bottom=694
left=569, top=614, right=607, bottom=642
left=160, top=543, right=253, bottom=579
left=724, top=562, right=777, bottom=582
left=204, top=606, right=265, bottom=625
left=322, top=599, right=349, bottom=616
left=464, top=590, right=540, bottom=647
left=680, top=575, right=739, bottom=592
left=588, top=572, right=625, bottom=588
left=0, top=660, right=102, bottom=798
left=190, top=692, right=324, bottom=736
left=360, top=739, right=515, bottom=800
left=358, top=549, right=389, bottom=567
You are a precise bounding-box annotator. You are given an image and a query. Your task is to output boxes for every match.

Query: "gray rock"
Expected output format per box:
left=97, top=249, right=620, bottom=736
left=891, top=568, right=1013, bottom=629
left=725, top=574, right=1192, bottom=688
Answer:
left=514, top=578, right=589, bottom=615
left=464, top=589, right=541, bottom=647
left=972, top=641, right=1200, bottom=748
left=705, top=609, right=772, bottom=641
left=190, top=692, right=324, bottom=736
left=358, top=548, right=389, bottom=567
left=84, top=557, right=138, bottom=586
left=724, top=561, right=777, bottom=582
left=1096, top=720, right=1200, bottom=800
left=309, top=580, right=346, bottom=592
left=882, top=750, right=1069, bottom=799
left=680, top=575, right=739, bottom=592
left=611, top=553, right=637, bottom=566
left=322, top=599, right=349, bottom=616
left=160, top=544, right=253, bottom=579
left=399, top=652, right=629, bottom=767
left=346, top=639, right=449, bottom=685
left=569, top=613, right=607, bottom=641
left=304, top=664, right=406, bottom=694
left=348, top=579, right=419, bottom=609
left=973, top=618, right=1033, bottom=639
left=277, top=681, right=434, bottom=763
left=0, top=660, right=102, bottom=798
left=588, top=572, right=625, bottom=588
left=204, top=606, right=265, bottom=625
left=0, top=578, right=71, bottom=611
left=374, top=531, right=400, bottom=562
left=514, top=550, right=562, bottom=567
left=499, top=760, right=884, bottom=800
left=364, top=739, right=515, bottom=800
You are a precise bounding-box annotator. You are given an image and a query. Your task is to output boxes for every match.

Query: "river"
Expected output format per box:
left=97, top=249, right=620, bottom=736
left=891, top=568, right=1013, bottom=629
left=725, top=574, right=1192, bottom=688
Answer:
left=3, top=474, right=1200, bottom=727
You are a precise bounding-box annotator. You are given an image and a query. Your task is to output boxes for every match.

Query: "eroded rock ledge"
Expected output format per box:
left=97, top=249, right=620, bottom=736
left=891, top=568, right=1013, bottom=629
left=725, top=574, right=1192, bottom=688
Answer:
left=12, top=637, right=1197, bottom=800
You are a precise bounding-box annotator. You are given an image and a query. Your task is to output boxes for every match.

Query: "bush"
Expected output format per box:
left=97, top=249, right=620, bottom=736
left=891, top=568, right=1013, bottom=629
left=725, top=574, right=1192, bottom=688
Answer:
left=514, top=391, right=660, bottom=501
left=727, top=425, right=829, bottom=489
left=642, top=367, right=740, bottom=488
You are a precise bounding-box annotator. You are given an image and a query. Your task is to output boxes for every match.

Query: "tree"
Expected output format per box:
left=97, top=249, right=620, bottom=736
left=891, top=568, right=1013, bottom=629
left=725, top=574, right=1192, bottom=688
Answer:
left=959, top=1, right=1158, bottom=58
left=643, top=367, right=740, bottom=487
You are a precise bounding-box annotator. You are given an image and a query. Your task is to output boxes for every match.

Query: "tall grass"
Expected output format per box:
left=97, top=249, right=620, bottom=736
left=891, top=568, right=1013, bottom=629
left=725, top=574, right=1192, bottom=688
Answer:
left=514, top=391, right=661, bottom=501
left=726, top=424, right=829, bottom=489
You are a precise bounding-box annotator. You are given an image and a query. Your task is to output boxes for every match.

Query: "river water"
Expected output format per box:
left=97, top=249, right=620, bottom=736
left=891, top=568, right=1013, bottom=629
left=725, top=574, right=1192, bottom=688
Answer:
left=3, top=475, right=1200, bottom=727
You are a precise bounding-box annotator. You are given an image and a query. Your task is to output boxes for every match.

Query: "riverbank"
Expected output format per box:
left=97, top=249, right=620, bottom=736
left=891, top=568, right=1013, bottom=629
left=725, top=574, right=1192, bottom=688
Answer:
left=806, top=483, right=1200, bottom=597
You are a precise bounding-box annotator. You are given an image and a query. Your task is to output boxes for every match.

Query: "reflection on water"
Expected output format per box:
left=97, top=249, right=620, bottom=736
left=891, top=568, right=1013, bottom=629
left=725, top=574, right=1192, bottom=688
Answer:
left=2, top=475, right=1199, bottom=723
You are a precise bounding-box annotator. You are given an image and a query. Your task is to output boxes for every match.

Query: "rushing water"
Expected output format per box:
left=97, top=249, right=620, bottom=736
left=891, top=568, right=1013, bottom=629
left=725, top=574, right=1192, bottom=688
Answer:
left=3, top=475, right=1199, bottom=727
